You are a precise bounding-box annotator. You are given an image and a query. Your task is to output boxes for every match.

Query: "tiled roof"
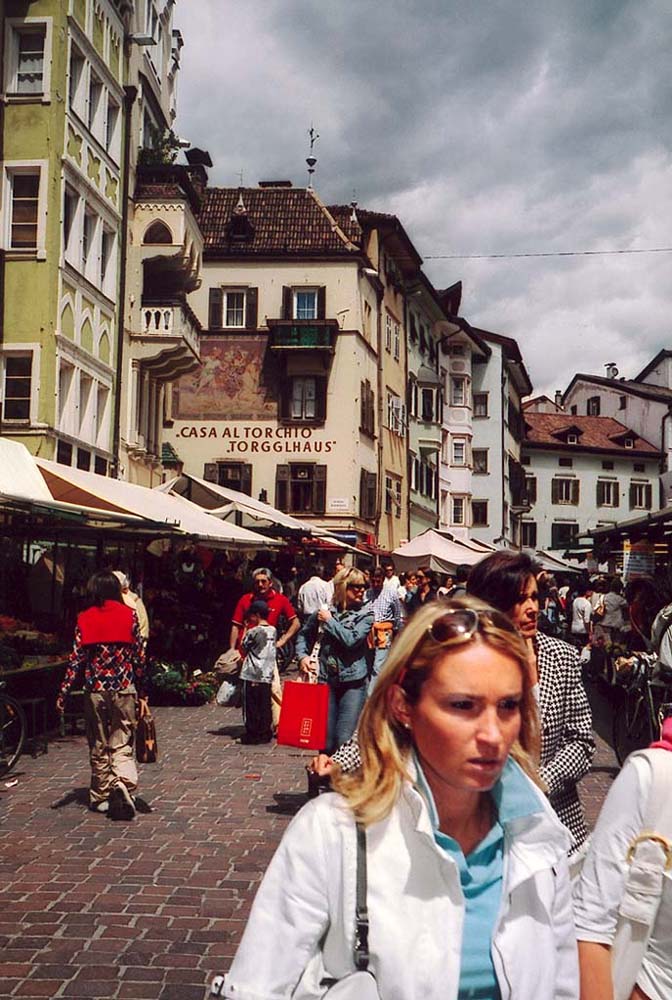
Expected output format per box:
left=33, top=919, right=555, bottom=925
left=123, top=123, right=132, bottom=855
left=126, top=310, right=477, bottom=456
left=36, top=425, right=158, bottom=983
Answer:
left=523, top=413, right=660, bottom=455
left=564, top=372, right=672, bottom=403
left=200, top=187, right=360, bottom=257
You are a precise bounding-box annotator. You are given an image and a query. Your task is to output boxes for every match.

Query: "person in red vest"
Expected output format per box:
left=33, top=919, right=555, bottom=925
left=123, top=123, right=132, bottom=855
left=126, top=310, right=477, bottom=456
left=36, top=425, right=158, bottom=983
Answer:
left=57, top=570, right=147, bottom=820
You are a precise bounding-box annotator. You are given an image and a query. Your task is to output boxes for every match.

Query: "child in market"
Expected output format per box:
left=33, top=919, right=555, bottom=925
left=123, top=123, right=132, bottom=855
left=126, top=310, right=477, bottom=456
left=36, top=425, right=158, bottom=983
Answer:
left=240, top=601, right=277, bottom=744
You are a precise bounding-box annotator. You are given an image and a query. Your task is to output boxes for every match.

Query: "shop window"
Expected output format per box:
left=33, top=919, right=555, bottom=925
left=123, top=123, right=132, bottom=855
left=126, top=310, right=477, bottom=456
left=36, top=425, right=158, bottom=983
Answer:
left=203, top=462, right=252, bottom=496
left=521, top=521, right=537, bottom=548
left=472, top=500, right=488, bottom=526
left=597, top=480, right=619, bottom=507
left=551, top=522, right=578, bottom=549
left=473, top=449, right=488, bottom=474
left=359, top=470, right=377, bottom=520
left=2, top=354, right=33, bottom=421
left=629, top=482, right=652, bottom=511
left=551, top=477, right=579, bottom=505
left=473, top=392, right=488, bottom=417
left=275, top=464, right=326, bottom=515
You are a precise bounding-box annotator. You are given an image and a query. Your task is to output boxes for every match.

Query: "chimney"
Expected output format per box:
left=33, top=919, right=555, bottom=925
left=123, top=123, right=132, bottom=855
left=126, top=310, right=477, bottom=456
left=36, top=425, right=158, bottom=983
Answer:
left=184, top=148, right=213, bottom=201
left=554, top=390, right=563, bottom=409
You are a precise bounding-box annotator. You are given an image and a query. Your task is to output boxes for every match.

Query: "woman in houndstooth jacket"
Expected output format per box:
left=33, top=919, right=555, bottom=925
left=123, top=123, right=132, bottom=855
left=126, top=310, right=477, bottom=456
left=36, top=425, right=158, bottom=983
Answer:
left=328, top=551, right=594, bottom=854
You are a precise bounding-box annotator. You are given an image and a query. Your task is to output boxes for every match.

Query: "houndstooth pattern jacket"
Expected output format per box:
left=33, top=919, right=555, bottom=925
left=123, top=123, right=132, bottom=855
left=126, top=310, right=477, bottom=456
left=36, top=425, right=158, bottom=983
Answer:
left=331, top=630, right=595, bottom=852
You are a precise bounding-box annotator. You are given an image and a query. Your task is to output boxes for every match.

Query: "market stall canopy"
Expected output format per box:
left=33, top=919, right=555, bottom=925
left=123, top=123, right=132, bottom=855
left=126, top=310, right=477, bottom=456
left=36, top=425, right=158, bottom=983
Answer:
left=527, top=549, right=584, bottom=576
left=392, top=529, right=493, bottom=575
left=34, top=459, right=272, bottom=548
left=0, top=439, right=149, bottom=527
left=158, top=473, right=330, bottom=536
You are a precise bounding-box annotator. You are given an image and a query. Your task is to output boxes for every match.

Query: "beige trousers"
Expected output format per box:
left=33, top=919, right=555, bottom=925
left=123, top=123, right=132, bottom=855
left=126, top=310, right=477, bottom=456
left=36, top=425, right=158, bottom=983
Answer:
left=85, top=691, right=138, bottom=805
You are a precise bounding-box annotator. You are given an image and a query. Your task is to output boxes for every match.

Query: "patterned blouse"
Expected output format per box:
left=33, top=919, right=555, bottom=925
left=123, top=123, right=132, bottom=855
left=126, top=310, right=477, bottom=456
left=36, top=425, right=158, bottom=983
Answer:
left=60, top=613, right=146, bottom=696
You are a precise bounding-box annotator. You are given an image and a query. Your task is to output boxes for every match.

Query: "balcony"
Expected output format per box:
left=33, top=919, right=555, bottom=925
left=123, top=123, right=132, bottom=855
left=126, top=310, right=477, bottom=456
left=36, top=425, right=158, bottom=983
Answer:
left=267, top=319, right=338, bottom=353
left=131, top=300, right=201, bottom=379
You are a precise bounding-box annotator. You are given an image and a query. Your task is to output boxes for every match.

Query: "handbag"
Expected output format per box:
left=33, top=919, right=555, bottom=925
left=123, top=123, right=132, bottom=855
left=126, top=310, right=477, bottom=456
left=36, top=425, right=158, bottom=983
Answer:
left=320, top=823, right=380, bottom=998
left=135, top=712, right=158, bottom=764
left=216, top=678, right=240, bottom=707
left=611, top=748, right=672, bottom=1000
left=276, top=677, right=329, bottom=750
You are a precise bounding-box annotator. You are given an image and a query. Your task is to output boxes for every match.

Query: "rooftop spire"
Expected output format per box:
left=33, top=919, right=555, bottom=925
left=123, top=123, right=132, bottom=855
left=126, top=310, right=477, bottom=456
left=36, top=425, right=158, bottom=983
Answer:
left=306, top=125, right=319, bottom=189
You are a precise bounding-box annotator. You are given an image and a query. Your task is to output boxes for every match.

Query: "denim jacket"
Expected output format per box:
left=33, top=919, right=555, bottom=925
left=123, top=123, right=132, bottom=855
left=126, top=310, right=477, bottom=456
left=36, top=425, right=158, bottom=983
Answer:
left=296, top=605, right=374, bottom=684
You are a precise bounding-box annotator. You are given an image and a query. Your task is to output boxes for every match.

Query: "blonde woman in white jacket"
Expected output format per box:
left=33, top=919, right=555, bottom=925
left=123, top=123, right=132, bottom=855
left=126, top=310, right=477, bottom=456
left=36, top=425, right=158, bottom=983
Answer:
left=218, top=599, right=579, bottom=1000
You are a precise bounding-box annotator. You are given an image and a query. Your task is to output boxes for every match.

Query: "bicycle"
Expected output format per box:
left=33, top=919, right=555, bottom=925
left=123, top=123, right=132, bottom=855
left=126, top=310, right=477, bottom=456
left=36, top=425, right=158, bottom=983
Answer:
left=612, top=653, right=672, bottom=765
left=0, top=681, right=26, bottom=776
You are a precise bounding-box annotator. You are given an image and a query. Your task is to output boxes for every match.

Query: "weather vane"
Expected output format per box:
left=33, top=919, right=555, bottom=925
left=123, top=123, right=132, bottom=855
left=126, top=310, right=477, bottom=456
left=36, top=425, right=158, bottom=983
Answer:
left=306, top=125, right=319, bottom=189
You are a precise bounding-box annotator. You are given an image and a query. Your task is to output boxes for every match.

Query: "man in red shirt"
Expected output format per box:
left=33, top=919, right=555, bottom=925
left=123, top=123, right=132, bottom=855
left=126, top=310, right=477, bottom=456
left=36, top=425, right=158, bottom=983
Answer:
left=229, top=567, right=299, bottom=656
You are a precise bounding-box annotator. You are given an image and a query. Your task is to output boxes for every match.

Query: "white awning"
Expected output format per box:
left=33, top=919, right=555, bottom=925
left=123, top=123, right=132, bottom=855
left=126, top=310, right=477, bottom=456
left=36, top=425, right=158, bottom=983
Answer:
left=34, top=458, right=272, bottom=548
left=159, top=473, right=330, bottom=535
left=392, top=529, right=490, bottom=574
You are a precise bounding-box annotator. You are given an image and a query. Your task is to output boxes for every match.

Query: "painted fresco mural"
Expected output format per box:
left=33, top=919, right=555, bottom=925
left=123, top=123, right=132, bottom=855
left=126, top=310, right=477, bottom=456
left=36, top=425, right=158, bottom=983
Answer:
left=174, top=336, right=276, bottom=420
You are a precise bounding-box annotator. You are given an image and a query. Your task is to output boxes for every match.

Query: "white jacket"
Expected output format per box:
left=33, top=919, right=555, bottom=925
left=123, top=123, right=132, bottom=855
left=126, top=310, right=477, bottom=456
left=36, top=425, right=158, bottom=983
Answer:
left=222, top=761, right=578, bottom=1000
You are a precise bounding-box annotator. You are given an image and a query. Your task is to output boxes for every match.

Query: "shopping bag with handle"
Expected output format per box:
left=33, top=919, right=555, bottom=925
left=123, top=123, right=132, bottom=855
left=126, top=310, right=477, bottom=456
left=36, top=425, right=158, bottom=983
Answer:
left=276, top=677, right=329, bottom=749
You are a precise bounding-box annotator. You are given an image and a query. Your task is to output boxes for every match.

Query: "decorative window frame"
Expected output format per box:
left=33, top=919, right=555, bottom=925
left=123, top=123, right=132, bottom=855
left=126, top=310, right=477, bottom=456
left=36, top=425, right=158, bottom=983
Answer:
left=0, top=343, right=42, bottom=425
left=3, top=17, right=54, bottom=103
left=2, top=160, right=49, bottom=259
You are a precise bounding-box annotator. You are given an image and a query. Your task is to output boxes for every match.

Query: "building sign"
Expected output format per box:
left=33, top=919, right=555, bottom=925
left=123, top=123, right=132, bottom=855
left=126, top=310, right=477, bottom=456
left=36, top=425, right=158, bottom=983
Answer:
left=328, top=498, right=350, bottom=512
left=623, top=539, right=656, bottom=580
left=175, top=423, right=336, bottom=455
left=174, top=336, right=275, bottom=420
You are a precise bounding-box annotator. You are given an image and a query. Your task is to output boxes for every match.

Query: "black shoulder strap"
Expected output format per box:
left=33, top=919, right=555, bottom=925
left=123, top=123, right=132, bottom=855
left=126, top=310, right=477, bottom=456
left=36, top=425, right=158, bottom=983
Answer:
left=354, top=822, right=370, bottom=971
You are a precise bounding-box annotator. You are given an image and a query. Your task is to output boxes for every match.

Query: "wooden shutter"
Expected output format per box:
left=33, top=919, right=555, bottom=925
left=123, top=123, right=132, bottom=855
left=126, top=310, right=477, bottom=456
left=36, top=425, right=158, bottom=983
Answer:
left=629, top=483, right=636, bottom=509
left=240, top=464, right=252, bottom=497
left=208, top=288, right=223, bottom=329
left=278, top=379, right=290, bottom=419
left=204, top=463, right=218, bottom=483
left=596, top=481, right=604, bottom=506
left=613, top=485, right=619, bottom=507
left=359, top=469, right=367, bottom=518
left=282, top=286, right=292, bottom=320
left=317, top=286, right=326, bottom=319
left=571, top=480, right=580, bottom=505
left=645, top=483, right=652, bottom=509
left=275, top=465, right=289, bottom=511
left=314, top=377, right=327, bottom=421
left=551, top=479, right=559, bottom=504
left=313, top=465, right=327, bottom=514
left=245, top=287, right=258, bottom=329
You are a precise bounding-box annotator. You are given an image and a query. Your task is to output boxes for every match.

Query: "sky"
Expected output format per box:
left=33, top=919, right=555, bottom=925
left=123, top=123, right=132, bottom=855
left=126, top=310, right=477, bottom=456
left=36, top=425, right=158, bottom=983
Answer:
left=175, top=0, right=672, bottom=398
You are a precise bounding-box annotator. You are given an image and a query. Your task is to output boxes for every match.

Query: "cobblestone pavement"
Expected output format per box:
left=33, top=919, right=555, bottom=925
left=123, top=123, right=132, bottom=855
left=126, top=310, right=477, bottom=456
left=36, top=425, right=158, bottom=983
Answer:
left=0, top=692, right=619, bottom=999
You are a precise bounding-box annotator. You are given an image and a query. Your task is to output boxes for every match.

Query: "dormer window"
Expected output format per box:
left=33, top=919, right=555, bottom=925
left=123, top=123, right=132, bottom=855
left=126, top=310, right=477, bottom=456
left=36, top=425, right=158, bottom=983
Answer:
left=624, top=438, right=634, bottom=449
left=567, top=434, right=578, bottom=445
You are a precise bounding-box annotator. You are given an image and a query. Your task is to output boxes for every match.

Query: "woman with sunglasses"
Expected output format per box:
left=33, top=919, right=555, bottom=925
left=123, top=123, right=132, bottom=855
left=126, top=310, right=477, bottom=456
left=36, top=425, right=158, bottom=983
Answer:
left=296, top=567, right=374, bottom=753
left=216, top=600, right=578, bottom=999
left=468, top=550, right=595, bottom=863
left=407, top=565, right=439, bottom=614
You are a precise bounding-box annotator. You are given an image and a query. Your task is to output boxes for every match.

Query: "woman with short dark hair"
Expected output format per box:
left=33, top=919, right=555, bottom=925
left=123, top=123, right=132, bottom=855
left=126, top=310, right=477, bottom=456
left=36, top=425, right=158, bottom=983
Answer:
left=57, top=570, right=147, bottom=820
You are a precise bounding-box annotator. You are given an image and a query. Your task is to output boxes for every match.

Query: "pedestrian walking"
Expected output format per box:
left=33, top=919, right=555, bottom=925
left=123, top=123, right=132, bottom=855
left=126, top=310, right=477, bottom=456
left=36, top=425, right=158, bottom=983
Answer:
left=56, top=570, right=147, bottom=820
left=215, top=600, right=578, bottom=999
left=112, top=570, right=149, bottom=641
left=297, top=565, right=333, bottom=621
left=406, top=566, right=439, bottom=614
left=296, top=567, right=373, bottom=753
left=239, top=601, right=276, bottom=745
left=570, top=582, right=594, bottom=646
left=381, top=558, right=400, bottom=593
left=364, top=565, right=403, bottom=691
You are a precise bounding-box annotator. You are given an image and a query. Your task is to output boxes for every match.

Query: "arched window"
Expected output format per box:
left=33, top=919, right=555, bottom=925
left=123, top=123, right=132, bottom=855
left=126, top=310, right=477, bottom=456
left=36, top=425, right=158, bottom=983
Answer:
left=143, top=220, right=173, bottom=244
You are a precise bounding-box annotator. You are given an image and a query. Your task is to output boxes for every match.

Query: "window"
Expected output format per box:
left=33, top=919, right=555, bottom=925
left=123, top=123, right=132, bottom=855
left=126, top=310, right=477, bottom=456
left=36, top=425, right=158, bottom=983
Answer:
left=567, top=434, right=578, bottom=445
left=275, top=464, right=326, bottom=514
left=624, top=438, right=634, bottom=449
left=9, top=172, right=40, bottom=249
left=2, top=355, right=32, bottom=420
left=633, top=463, right=645, bottom=473
left=359, top=470, right=377, bottom=520
left=587, top=396, right=601, bottom=416
left=83, top=209, right=96, bottom=268
left=204, top=462, right=252, bottom=496
left=294, top=289, right=318, bottom=320
left=77, top=448, right=91, bottom=471
left=291, top=377, right=317, bottom=420
left=279, top=376, right=326, bottom=423
left=630, top=482, right=652, bottom=511
left=408, top=380, right=418, bottom=418
left=68, top=44, right=85, bottom=113
left=552, top=477, right=579, bottom=505
left=395, top=479, right=402, bottom=518
left=472, top=500, right=488, bottom=526
left=79, top=373, right=93, bottom=434
left=451, top=344, right=465, bottom=356
left=387, top=393, right=405, bottom=436
left=473, top=449, right=488, bottom=474
left=105, top=97, right=120, bottom=154
left=521, top=455, right=531, bottom=466
left=597, top=480, right=619, bottom=507
left=521, top=522, right=537, bottom=548
left=225, top=290, right=246, bottom=327
left=63, top=186, right=79, bottom=256
left=56, top=440, right=73, bottom=466
left=144, top=220, right=172, bottom=244
left=96, top=384, right=109, bottom=444
left=452, top=439, right=466, bottom=466
left=94, top=456, right=108, bottom=476
left=602, top=460, right=614, bottom=470
left=570, top=405, right=577, bottom=415
left=9, top=24, right=47, bottom=95
left=385, top=314, right=392, bottom=352
left=100, top=227, right=115, bottom=289
left=209, top=287, right=257, bottom=329
left=450, top=377, right=466, bottom=406
left=524, top=474, right=537, bottom=503
left=360, top=380, right=375, bottom=436
left=58, top=362, right=75, bottom=429
left=384, top=474, right=402, bottom=517
left=393, top=322, right=400, bottom=361
left=473, top=392, right=488, bottom=417
left=421, top=388, right=434, bottom=422
left=619, top=395, right=627, bottom=410
left=88, top=72, right=102, bottom=132
left=551, top=522, right=579, bottom=549
left=452, top=496, right=466, bottom=525
left=363, top=301, right=372, bottom=339
left=558, top=457, right=573, bottom=467
left=384, top=474, right=393, bottom=515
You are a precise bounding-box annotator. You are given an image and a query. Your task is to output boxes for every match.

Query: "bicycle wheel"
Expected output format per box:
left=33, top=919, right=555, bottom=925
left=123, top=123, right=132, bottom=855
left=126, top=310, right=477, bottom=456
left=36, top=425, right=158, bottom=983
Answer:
left=0, top=694, right=26, bottom=776
left=612, top=689, right=653, bottom=766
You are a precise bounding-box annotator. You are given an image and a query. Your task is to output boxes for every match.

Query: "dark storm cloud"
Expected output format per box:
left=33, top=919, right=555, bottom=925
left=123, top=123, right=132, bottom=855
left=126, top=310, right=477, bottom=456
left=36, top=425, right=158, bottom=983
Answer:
left=177, top=0, right=672, bottom=394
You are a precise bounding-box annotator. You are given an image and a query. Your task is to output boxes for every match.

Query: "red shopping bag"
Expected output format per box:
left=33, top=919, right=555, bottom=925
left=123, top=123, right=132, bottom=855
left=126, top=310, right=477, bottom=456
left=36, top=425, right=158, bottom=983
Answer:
left=276, top=679, right=330, bottom=749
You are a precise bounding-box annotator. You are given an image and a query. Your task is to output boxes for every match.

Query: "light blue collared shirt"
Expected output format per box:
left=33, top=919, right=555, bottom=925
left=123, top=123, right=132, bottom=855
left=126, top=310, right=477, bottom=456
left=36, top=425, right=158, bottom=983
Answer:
left=413, top=754, right=543, bottom=1000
